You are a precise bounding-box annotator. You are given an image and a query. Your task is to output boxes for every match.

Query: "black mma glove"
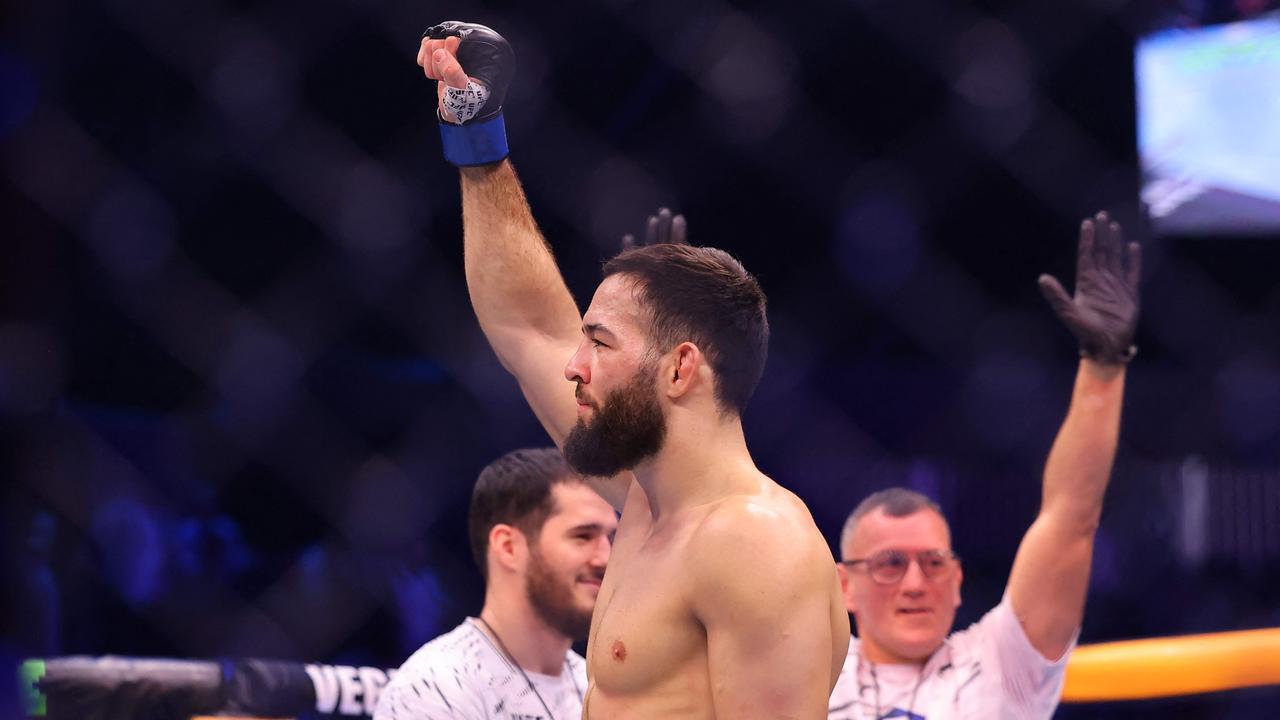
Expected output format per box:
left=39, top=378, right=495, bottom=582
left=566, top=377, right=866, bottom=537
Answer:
left=422, top=21, right=515, bottom=166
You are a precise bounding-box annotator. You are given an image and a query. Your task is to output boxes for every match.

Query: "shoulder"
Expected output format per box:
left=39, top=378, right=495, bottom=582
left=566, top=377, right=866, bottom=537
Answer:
left=389, top=621, right=492, bottom=688
left=949, top=595, right=1060, bottom=667
left=948, top=598, right=1074, bottom=710
left=688, top=487, right=834, bottom=610
left=691, top=485, right=828, bottom=566
left=378, top=623, right=494, bottom=718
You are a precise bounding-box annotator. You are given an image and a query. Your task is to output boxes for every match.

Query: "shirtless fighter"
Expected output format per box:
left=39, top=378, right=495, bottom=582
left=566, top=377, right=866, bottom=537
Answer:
left=417, top=21, right=849, bottom=719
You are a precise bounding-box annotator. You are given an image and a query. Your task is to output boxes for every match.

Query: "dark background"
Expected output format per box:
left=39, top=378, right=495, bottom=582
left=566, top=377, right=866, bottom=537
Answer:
left=3, top=0, right=1279, bottom=717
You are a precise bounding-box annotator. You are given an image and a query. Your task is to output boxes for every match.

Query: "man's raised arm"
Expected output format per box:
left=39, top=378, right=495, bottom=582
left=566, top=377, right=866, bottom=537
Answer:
left=459, top=161, right=582, bottom=442
left=1007, top=211, right=1141, bottom=661
left=419, top=24, right=631, bottom=507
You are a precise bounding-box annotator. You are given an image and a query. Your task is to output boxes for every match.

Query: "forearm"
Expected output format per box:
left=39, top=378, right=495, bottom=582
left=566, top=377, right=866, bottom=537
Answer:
left=1039, top=358, right=1127, bottom=532
left=460, top=161, right=581, bottom=348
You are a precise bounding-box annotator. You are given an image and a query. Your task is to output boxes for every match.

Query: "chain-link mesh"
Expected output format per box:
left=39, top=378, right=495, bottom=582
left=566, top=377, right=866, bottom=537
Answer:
left=3, top=0, right=1279, bottom=717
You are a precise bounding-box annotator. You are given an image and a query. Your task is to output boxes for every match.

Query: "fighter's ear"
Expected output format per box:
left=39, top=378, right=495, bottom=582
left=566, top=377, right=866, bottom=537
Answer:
left=665, top=341, right=703, bottom=399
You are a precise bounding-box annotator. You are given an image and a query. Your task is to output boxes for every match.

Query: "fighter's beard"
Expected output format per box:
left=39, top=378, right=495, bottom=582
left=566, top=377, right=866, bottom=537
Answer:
left=563, top=363, right=667, bottom=477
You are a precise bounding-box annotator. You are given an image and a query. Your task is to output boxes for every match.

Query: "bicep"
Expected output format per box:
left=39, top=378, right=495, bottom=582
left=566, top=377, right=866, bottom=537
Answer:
left=1007, top=514, right=1093, bottom=662
left=704, top=601, right=833, bottom=718
left=697, top=533, right=835, bottom=718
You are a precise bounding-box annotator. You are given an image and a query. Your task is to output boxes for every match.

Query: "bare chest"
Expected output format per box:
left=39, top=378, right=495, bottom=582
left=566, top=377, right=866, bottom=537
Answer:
left=586, top=515, right=706, bottom=700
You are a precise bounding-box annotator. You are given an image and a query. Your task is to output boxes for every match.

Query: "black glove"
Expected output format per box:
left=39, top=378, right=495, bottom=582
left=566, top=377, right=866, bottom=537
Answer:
left=621, top=207, right=689, bottom=251
left=1038, top=211, right=1141, bottom=365
left=422, top=21, right=514, bottom=125
left=421, top=21, right=514, bottom=166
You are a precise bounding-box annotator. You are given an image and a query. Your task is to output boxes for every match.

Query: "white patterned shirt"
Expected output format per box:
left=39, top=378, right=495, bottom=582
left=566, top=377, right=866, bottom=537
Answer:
left=828, top=595, right=1075, bottom=719
left=374, top=619, right=586, bottom=720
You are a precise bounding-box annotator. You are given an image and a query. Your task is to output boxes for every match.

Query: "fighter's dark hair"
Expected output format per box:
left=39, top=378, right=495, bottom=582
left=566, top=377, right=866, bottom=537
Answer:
left=602, top=244, right=768, bottom=414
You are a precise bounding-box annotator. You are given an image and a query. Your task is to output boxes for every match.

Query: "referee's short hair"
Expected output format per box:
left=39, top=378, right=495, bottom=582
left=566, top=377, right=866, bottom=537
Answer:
left=839, top=487, right=947, bottom=558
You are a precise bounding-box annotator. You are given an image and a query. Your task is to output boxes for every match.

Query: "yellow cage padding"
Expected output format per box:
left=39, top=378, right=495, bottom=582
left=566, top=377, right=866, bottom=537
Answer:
left=1063, top=627, right=1280, bottom=701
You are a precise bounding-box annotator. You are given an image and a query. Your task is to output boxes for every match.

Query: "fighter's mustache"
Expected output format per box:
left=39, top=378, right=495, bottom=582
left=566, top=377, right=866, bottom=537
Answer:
left=575, top=384, right=599, bottom=409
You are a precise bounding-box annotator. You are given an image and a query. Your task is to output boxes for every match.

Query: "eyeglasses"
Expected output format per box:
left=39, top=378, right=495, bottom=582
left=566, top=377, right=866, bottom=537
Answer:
left=840, top=549, right=959, bottom=585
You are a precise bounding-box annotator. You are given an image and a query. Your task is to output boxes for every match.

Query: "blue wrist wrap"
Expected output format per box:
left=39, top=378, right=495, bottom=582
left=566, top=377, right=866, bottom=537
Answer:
left=439, top=113, right=509, bottom=167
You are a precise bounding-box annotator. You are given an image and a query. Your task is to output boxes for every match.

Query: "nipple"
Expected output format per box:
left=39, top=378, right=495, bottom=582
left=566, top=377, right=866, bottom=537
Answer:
left=610, top=640, right=627, bottom=662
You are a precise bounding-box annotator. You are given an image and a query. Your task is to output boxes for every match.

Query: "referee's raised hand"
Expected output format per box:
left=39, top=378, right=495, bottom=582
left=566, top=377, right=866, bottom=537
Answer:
left=1038, top=211, right=1141, bottom=365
